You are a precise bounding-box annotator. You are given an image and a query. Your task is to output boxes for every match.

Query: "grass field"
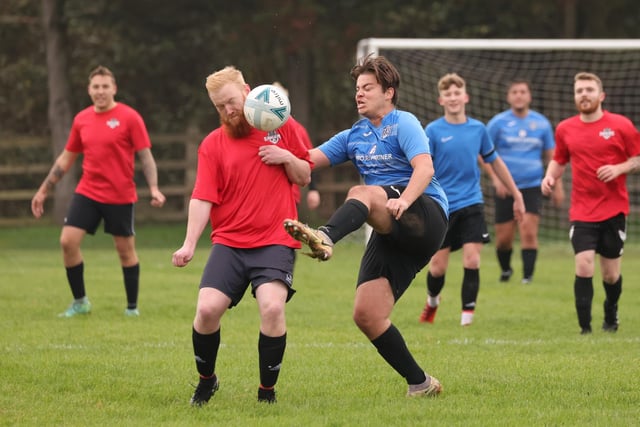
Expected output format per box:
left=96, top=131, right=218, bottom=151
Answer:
left=1, top=224, right=639, bottom=426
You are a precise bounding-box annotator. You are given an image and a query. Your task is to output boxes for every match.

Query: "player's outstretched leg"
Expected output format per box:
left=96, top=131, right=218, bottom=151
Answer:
left=283, top=219, right=333, bottom=261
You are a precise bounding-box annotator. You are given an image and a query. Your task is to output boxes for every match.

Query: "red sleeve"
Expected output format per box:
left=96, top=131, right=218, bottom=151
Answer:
left=282, top=118, right=313, bottom=168
left=65, top=114, right=84, bottom=153
left=127, top=108, right=152, bottom=151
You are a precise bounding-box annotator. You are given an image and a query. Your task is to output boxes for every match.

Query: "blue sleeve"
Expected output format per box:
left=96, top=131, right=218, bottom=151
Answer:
left=318, top=129, right=351, bottom=166
left=542, top=117, right=555, bottom=150
left=398, top=113, right=430, bottom=161
left=480, top=126, right=499, bottom=163
left=425, top=124, right=437, bottom=159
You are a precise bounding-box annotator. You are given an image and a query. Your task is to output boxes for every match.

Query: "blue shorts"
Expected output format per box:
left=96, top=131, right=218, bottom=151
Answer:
left=200, top=244, right=296, bottom=308
left=64, top=193, right=135, bottom=236
left=570, top=213, right=626, bottom=259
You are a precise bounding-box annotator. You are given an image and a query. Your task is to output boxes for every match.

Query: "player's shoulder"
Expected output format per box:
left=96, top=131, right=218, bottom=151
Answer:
left=74, top=105, right=96, bottom=120
left=556, top=114, right=580, bottom=129
left=393, top=109, right=424, bottom=129
left=200, top=127, right=225, bottom=146
left=489, top=109, right=512, bottom=123
left=466, top=116, right=488, bottom=129
left=425, top=116, right=447, bottom=130
left=116, top=102, right=138, bottom=114
left=527, top=109, right=551, bottom=121
left=603, top=110, right=635, bottom=126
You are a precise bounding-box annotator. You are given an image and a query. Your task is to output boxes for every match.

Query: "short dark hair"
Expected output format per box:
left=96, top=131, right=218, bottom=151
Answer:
left=507, top=78, right=531, bottom=92
left=351, top=54, right=401, bottom=105
left=88, top=65, right=115, bottom=83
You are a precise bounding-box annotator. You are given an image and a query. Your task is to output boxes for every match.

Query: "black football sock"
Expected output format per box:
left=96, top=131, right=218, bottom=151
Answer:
left=65, top=262, right=86, bottom=300
left=497, top=249, right=512, bottom=272
left=122, top=263, right=140, bottom=309
left=603, top=275, right=622, bottom=305
left=319, top=199, right=369, bottom=244
left=427, top=272, right=445, bottom=297
left=258, top=332, right=286, bottom=388
left=192, top=327, right=220, bottom=378
left=521, top=249, right=537, bottom=279
left=371, top=324, right=425, bottom=385
left=461, top=268, right=479, bottom=311
left=574, top=276, right=593, bottom=330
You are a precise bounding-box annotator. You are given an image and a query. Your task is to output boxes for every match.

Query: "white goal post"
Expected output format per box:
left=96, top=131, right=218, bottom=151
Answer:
left=356, top=38, right=640, bottom=241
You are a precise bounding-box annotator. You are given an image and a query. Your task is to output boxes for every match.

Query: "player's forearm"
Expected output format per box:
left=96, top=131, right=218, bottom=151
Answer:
left=401, top=157, right=432, bottom=206
left=623, top=155, right=640, bottom=174
left=38, top=152, right=75, bottom=195
left=139, top=150, right=160, bottom=189
left=284, top=157, right=311, bottom=186
left=39, top=164, right=65, bottom=194
left=544, top=160, right=565, bottom=181
left=183, top=198, right=212, bottom=248
left=492, top=157, right=520, bottom=197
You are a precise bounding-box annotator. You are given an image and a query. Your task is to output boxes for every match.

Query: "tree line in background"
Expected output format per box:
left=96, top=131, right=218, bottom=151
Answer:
left=3, top=0, right=640, bottom=138
left=1, top=0, right=640, bottom=221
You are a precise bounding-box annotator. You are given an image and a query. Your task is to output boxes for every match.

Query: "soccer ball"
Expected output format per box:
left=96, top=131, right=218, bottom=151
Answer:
left=243, top=84, right=291, bottom=132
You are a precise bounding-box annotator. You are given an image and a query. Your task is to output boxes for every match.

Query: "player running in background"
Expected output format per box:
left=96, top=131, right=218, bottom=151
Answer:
left=485, top=79, right=564, bottom=284
left=31, top=65, right=166, bottom=318
left=542, top=71, right=640, bottom=334
left=172, top=66, right=311, bottom=405
left=419, top=73, right=524, bottom=326
left=272, top=82, right=321, bottom=214
left=284, top=54, right=448, bottom=397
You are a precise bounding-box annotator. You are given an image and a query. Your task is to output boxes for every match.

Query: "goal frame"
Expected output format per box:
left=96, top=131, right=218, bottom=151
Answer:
left=355, top=38, right=640, bottom=242
left=357, top=38, right=640, bottom=60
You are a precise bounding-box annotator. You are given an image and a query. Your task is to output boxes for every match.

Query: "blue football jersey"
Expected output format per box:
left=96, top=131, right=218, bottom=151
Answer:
left=426, top=116, right=497, bottom=213
left=319, top=109, right=448, bottom=215
left=486, top=109, right=555, bottom=189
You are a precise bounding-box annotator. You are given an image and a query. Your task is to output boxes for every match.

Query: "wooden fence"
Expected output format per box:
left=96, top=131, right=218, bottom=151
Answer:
left=7, top=132, right=640, bottom=241
left=0, top=132, right=355, bottom=227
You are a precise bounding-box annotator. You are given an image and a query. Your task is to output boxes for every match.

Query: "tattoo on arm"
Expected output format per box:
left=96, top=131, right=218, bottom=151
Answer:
left=629, top=156, right=640, bottom=174
left=45, top=165, right=65, bottom=191
left=141, top=156, right=158, bottom=187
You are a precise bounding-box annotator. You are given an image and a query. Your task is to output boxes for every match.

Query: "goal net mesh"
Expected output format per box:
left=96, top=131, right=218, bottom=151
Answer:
left=359, top=40, right=640, bottom=242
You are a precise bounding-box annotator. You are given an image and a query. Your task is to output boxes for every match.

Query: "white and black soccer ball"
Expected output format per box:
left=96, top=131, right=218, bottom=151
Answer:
left=243, top=84, right=291, bottom=132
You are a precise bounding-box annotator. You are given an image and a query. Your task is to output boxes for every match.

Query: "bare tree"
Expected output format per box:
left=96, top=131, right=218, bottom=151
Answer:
left=559, top=0, right=578, bottom=37
left=41, top=0, right=75, bottom=224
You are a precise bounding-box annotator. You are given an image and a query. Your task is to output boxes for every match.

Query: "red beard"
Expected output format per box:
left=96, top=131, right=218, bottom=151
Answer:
left=221, top=113, right=253, bottom=139
left=575, top=98, right=600, bottom=115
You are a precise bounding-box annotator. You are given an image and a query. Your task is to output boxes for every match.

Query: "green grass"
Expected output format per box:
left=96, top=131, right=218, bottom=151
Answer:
left=1, top=225, right=639, bottom=426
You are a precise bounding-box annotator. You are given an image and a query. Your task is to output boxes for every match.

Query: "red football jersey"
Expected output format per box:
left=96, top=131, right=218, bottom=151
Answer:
left=554, top=111, right=640, bottom=221
left=66, top=103, right=151, bottom=204
left=192, top=119, right=311, bottom=248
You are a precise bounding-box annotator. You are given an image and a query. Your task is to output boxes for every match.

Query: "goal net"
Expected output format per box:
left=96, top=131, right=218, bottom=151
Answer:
left=357, top=38, right=640, bottom=242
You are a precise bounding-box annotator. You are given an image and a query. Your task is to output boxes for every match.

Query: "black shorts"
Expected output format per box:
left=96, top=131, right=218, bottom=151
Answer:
left=442, top=203, right=490, bottom=251
left=200, top=244, right=296, bottom=308
left=570, top=213, right=626, bottom=258
left=357, top=186, right=448, bottom=301
left=64, top=193, right=135, bottom=236
left=494, top=186, right=542, bottom=223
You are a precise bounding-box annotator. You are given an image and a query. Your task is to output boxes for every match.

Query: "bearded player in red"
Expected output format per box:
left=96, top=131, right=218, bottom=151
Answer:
left=32, top=65, right=166, bottom=318
left=542, top=72, right=640, bottom=334
left=172, top=66, right=311, bottom=405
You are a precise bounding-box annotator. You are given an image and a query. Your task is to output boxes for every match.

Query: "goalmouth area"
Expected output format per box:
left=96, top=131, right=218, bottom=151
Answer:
left=356, top=38, right=640, bottom=241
